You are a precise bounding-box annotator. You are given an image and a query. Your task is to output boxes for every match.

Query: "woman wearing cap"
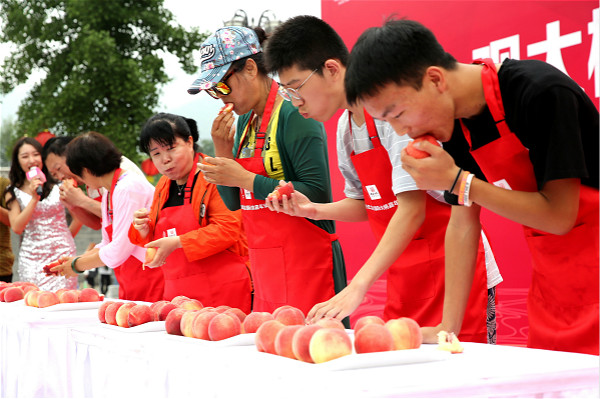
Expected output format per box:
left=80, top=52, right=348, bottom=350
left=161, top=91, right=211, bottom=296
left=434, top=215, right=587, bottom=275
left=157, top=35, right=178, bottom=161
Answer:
left=194, top=26, right=347, bottom=319
left=128, top=113, right=252, bottom=312
left=51, top=132, right=164, bottom=302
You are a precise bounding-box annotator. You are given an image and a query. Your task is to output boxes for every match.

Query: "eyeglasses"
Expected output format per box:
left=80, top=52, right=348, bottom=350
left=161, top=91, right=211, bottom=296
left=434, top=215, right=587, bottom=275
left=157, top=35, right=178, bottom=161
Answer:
left=206, top=69, right=237, bottom=99
left=278, top=69, right=319, bottom=102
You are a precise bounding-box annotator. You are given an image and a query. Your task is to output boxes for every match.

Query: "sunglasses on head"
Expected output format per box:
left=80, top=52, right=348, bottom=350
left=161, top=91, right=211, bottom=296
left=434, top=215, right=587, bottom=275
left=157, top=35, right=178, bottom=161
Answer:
left=206, top=69, right=237, bottom=99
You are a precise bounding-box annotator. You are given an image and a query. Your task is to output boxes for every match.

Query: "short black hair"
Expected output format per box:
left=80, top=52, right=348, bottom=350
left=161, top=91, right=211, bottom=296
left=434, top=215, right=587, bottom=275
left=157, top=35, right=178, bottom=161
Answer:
left=139, top=113, right=199, bottom=154
left=43, top=136, right=74, bottom=159
left=265, top=15, right=349, bottom=74
left=345, top=19, right=457, bottom=105
left=66, top=132, right=122, bottom=177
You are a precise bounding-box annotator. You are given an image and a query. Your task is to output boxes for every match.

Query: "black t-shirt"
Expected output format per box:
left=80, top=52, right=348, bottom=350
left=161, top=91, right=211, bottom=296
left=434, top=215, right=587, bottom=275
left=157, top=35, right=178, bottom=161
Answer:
left=164, top=173, right=200, bottom=208
left=445, top=58, right=599, bottom=190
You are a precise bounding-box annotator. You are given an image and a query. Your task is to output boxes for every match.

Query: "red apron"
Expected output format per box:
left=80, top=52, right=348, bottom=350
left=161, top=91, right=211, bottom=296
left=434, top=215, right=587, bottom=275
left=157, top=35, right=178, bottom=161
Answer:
left=153, top=154, right=252, bottom=313
left=105, top=168, right=164, bottom=302
left=461, top=59, right=599, bottom=354
left=350, top=111, right=488, bottom=342
left=236, top=81, right=336, bottom=315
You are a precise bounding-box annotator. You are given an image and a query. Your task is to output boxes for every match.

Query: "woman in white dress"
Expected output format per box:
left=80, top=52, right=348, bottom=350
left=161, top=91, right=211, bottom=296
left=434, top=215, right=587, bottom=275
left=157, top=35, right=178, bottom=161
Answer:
left=4, top=137, right=77, bottom=290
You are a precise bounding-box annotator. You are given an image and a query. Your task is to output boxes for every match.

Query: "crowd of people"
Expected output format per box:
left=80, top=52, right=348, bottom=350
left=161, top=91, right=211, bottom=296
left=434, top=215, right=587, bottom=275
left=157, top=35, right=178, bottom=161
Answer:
left=1, top=17, right=597, bottom=356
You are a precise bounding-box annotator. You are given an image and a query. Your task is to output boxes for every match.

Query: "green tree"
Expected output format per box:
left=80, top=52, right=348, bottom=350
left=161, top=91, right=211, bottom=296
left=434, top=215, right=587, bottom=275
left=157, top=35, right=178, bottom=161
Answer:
left=0, top=0, right=207, bottom=162
left=0, top=115, right=20, bottom=166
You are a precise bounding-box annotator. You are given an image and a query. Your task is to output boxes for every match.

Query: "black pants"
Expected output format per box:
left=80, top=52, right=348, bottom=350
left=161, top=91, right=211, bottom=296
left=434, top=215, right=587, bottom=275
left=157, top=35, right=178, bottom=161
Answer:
left=0, top=274, right=12, bottom=283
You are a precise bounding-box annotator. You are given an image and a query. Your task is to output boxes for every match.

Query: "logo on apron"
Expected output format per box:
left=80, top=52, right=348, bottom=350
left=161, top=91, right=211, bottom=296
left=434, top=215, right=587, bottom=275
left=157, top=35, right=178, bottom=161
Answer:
left=244, top=189, right=253, bottom=200
left=166, top=228, right=177, bottom=237
left=366, top=184, right=382, bottom=200
left=493, top=179, right=512, bottom=190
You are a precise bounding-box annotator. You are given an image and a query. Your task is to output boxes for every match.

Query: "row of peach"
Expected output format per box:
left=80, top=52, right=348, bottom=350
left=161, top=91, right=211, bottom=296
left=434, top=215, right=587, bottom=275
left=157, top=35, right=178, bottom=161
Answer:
left=24, top=288, right=102, bottom=307
left=0, top=281, right=40, bottom=302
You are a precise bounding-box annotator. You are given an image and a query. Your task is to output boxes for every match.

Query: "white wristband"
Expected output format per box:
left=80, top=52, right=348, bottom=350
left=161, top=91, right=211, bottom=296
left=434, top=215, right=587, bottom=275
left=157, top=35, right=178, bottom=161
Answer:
left=463, top=173, right=475, bottom=207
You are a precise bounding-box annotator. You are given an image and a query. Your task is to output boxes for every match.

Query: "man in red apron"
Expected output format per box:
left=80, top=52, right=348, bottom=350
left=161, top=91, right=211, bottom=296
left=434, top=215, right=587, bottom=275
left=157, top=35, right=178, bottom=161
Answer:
left=265, top=16, right=492, bottom=343
left=347, top=19, right=599, bottom=355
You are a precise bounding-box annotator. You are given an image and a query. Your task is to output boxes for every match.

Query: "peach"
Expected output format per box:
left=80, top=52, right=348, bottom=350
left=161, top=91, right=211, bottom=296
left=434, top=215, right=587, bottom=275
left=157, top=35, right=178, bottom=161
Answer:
left=38, top=291, right=60, bottom=308
left=98, top=301, right=115, bottom=323
left=145, top=247, right=157, bottom=264
left=59, top=290, right=79, bottom=304
left=191, top=310, right=219, bottom=340
left=309, top=328, right=352, bottom=364
left=128, top=304, right=154, bottom=327
left=55, top=288, right=68, bottom=298
left=354, top=323, right=395, bottom=354
left=171, top=295, right=191, bottom=307
left=315, top=317, right=345, bottom=330
left=274, top=306, right=305, bottom=326
left=24, top=290, right=40, bottom=307
left=165, top=308, right=188, bottom=336
left=213, top=305, right=231, bottom=313
left=353, top=315, right=385, bottom=333
left=115, top=302, right=136, bottom=328
left=105, top=302, right=125, bottom=325
left=150, top=300, right=169, bottom=314
left=3, top=286, right=24, bottom=302
left=242, top=312, right=274, bottom=334
left=274, top=325, right=303, bottom=359
left=157, top=302, right=178, bottom=321
left=179, top=299, right=204, bottom=311
left=405, top=134, right=441, bottom=159
left=255, top=320, right=285, bottom=354
left=292, top=325, right=323, bottom=363
left=22, top=285, right=38, bottom=294
left=79, top=287, right=101, bottom=302
left=180, top=310, right=200, bottom=338
left=224, top=307, right=246, bottom=323
left=385, top=317, right=422, bottom=350
left=208, top=313, right=242, bottom=341
left=272, top=305, right=293, bottom=319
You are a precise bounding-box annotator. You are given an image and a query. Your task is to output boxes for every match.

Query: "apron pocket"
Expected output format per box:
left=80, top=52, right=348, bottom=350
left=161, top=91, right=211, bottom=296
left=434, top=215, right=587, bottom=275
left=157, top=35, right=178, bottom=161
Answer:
left=249, top=247, right=287, bottom=304
left=386, top=238, right=440, bottom=303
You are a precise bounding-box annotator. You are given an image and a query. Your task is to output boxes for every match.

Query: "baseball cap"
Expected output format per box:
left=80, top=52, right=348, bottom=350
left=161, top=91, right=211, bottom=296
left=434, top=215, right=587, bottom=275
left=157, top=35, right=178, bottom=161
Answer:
left=188, top=26, right=262, bottom=95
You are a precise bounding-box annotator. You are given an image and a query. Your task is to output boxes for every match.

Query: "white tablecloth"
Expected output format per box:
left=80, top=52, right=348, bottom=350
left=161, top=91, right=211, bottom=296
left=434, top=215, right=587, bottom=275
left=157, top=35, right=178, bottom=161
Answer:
left=1, top=301, right=598, bottom=398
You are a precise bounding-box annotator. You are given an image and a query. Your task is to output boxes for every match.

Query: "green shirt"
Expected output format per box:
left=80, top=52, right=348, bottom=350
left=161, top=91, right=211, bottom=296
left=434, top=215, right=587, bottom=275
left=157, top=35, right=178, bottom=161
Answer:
left=217, top=100, right=348, bottom=299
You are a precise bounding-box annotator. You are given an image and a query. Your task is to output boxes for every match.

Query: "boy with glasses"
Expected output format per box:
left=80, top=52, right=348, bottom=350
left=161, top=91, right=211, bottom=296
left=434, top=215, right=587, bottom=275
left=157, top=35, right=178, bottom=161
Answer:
left=265, top=16, right=500, bottom=344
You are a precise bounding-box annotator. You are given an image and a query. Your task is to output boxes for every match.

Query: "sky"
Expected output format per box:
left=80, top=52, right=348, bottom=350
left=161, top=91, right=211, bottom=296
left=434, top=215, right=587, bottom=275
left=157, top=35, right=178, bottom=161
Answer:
left=0, top=0, right=321, bottom=141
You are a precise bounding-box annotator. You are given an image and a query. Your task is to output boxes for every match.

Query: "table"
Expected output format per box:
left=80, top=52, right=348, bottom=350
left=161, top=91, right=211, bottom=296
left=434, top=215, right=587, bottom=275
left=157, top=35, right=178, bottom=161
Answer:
left=1, top=302, right=598, bottom=398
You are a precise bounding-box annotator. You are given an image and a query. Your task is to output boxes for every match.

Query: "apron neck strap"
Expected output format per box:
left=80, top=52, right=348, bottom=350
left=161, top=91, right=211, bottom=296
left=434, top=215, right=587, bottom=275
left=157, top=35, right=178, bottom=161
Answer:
left=348, top=109, right=382, bottom=155
left=182, top=153, right=200, bottom=202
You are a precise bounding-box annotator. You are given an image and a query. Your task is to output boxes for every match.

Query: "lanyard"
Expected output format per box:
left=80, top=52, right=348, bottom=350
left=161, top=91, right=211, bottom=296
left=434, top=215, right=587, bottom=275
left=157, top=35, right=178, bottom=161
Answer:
left=107, top=168, right=122, bottom=223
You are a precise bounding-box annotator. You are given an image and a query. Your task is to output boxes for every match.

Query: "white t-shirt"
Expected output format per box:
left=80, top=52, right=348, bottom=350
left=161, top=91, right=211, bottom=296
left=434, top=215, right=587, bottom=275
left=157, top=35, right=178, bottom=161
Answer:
left=96, top=170, right=155, bottom=268
left=335, top=110, right=502, bottom=288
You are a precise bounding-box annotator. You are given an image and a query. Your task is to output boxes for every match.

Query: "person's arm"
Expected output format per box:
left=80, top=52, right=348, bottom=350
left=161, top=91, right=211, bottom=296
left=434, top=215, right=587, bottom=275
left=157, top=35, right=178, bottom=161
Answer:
left=69, top=216, right=83, bottom=237
left=5, top=187, right=39, bottom=235
left=402, top=144, right=581, bottom=235
left=307, top=190, right=427, bottom=321
left=421, top=204, right=482, bottom=342
left=51, top=250, right=105, bottom=278
left=60, top=183, right=103, bottom=218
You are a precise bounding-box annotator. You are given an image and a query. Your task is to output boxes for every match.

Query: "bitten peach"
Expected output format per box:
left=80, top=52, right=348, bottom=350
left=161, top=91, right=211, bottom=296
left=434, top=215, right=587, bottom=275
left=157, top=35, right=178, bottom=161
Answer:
left=354, top=323, right=394, bottom=354
left=128, top=304, right=154, bottom=327
left=385, top=317, right=422, bottom=350
left=242, top=312, right=274, bottom=334
left=274, top=325, right=303, bottom=359
left=292, top=325, right=323, bottom=363
left=208, top=313, right=242, bottom=341
left=309, top=328, right=352, bottom=363
left=255, top=320, right=285, bottom=354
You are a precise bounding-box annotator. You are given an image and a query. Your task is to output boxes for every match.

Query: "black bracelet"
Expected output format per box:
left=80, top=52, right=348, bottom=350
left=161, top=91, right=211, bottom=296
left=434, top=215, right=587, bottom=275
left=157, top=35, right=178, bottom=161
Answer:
left=448, top=167, right=463, bottom=193
left=71, top=257, right=84, bottom=275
